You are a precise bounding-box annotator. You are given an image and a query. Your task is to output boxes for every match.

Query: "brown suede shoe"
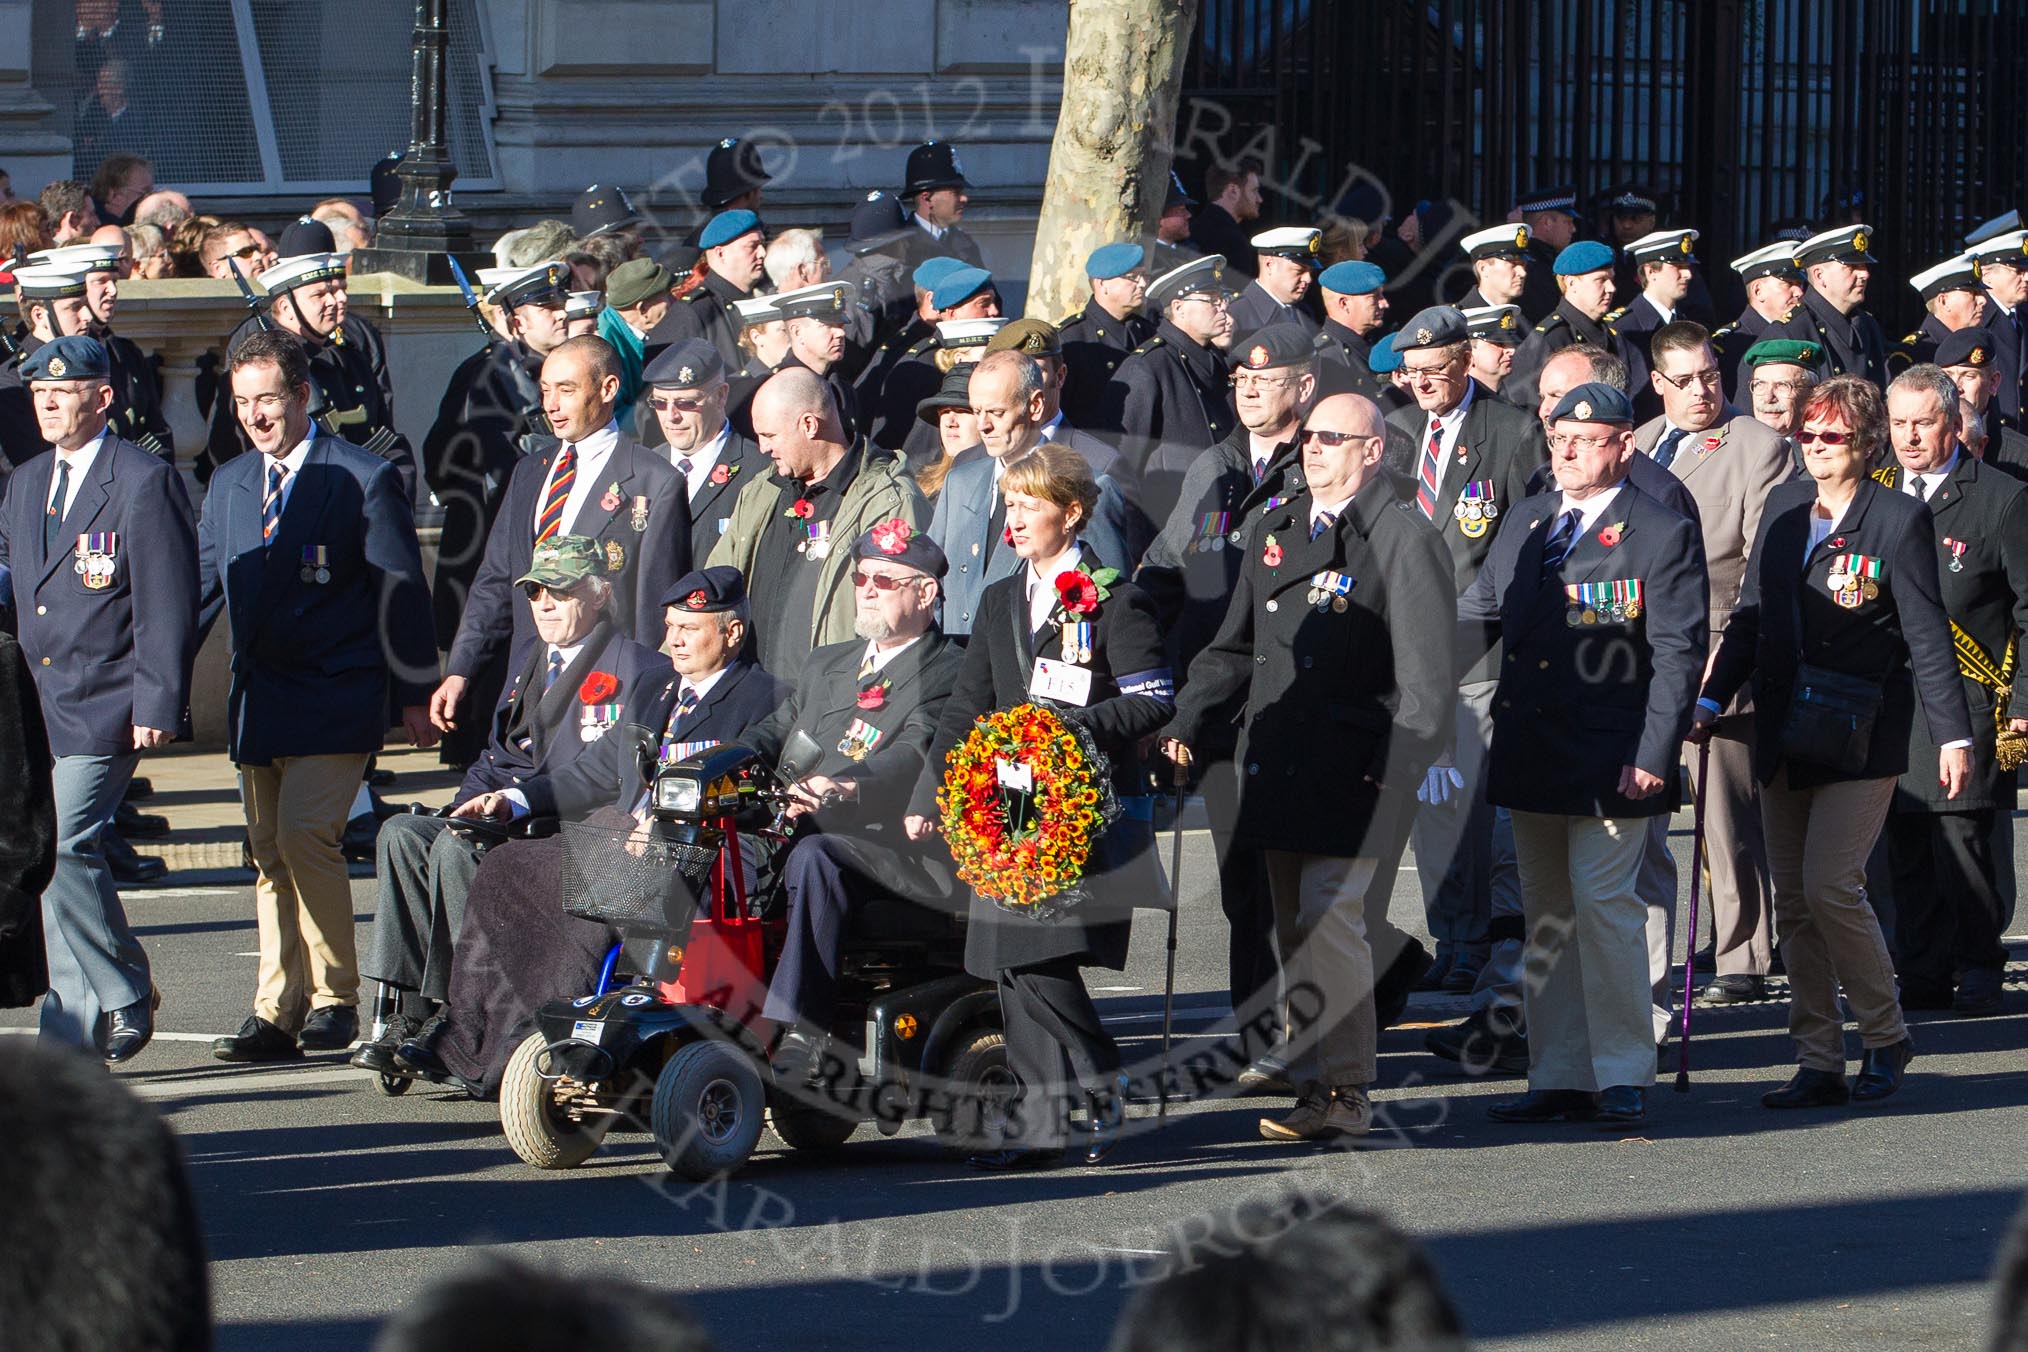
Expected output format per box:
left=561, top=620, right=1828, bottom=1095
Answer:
left=1259, top=1082, right=1372, bottom=1142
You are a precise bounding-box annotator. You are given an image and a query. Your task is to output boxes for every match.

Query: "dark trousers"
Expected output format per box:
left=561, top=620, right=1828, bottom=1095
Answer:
left=1887, top=807, right=2010, bottom=994
left=998, top=958, right=1121, bottom=1151
left=761, top=833, right=949, bottom=1029
left=1203, top=756, right=1277, bottom=1017
left=365, top=813, right=483, bottom=1002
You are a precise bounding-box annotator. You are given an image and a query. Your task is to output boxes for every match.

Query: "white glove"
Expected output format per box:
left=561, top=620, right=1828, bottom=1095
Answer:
left=1418, top=765, right=1465, bottom=805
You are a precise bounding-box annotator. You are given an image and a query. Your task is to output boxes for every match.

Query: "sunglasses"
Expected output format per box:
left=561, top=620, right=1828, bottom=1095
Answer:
left=648, top=395, right=710, bottom=413
left=1299, top=428, right=1377, bottom=447
left=229, top=243, right=262, bottom=259
left=851, top=570, right=919, bottom=592
left=1796, top=429, right=1853, bottom=445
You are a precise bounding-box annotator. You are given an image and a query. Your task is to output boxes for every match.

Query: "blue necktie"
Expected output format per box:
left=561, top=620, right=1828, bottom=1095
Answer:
left=1653, top=427, right=1688, bottom=470
left=1309, top=510, right=1336, bottom=541
left=1541, top=509, right=1581, bottom=577
left=545, top=650, right=564, bottom=691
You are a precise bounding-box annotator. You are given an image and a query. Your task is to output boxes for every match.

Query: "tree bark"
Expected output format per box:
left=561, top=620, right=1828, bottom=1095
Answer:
left=1025, top=0, right=1200, bottom=322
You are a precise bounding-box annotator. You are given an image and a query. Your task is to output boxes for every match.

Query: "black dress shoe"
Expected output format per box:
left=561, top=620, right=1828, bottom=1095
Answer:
left=395, top=1015, right=453, bottom=1080
left=1234, top=1058, right=1294, bottom=1096
left=1375, top=938, right=1434, bottom=1028
left=1086, top=1072, right=1130, bottom=1164
left=1594, top=1085, right=1645, bottom=1125
left=298, top=1006, right=359, bottom=1052
left=113, top=801, right=170, bottom=839
left=1954, top=969, right=2005, bottom=1017
left=966, top=1147, right=1062, bottom=1172
left=124, top=776, right=154, bottom=800
left=1698, top=973, right=1766, bottom=1004
left=212, top=1014, right=303, bottom=1063
left=367, top=763, right=397, bottom=788
left=1424, top=1009, right=1530, bottom=1076
left=1487, top=1089, right=1599, bottom=1123
left=350, top=1013, right=424, bottom=1074
left=1852, top=1038, right=1913, bottom=1103
left=102, top=830, right=167, bottom=885
left=341, top=814, right=379, bottom=864
left=1691, top=944, right=1717, bottom=974
left=103, top=994, right=155, bottom=1064
left=1762, top=1066, right=1849, bottom=1109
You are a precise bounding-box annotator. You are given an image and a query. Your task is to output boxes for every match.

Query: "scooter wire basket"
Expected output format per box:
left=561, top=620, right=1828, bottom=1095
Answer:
left=559, top=819, right=717, bottom=928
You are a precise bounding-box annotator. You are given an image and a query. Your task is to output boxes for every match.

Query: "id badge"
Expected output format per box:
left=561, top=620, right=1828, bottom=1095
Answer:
left=1029, top=657, right=1094, bottom=706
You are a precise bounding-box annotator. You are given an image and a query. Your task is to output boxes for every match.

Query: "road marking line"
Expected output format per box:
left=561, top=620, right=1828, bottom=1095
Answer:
left=0, top=1028, right=226, bottom=1044
left=132, top=887, right=247, bottom=900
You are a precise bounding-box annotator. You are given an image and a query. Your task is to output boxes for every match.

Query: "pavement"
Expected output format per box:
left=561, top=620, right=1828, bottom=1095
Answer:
left=7, top=745, right=2028, bottom=1351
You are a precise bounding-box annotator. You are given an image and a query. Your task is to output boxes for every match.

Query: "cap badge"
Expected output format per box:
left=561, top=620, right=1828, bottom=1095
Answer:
left=1573, top=399, right=1593, bottom=419
left=47, top=357, right=66, bottom=378
left=1248, top=344, right=1270, bottom=368
left=1853, top=231, right=1869, bottom=254
left=1514, top=226, right=1529, bottom=249
left=1416, top=327, right=1433, bottom=345
left=1972, top=347, right=1988, bottom=364
left=686, top=589, right=708, bottom=608
left=719, top=137, right=736, bottom=148
left=1499, top=312, right=1515, bottom=330
left=1679, top=236, right=1693, bottom=254
left=676, top=366, right=694, bottom=383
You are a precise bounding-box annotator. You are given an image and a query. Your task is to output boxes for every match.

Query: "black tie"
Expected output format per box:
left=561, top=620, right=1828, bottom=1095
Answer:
left=1541, top=509, right=1581, bottom=577
left=1913, top=476, right=1931, bottom=502
left=1653, top=427, right=1688, bottom=470
left=44, top=459, right=70, bottom=559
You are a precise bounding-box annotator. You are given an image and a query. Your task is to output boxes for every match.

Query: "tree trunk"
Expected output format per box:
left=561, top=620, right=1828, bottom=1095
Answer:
left=1025, top=0, right=1200, bottom=322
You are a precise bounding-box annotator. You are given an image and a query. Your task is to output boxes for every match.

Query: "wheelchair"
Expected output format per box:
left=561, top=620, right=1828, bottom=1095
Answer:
left=497, top=742, right=1013, bottom=1180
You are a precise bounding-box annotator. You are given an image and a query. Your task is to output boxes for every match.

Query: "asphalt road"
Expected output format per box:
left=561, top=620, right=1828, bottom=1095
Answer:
left=5, top=819, right=2027, bottom=1352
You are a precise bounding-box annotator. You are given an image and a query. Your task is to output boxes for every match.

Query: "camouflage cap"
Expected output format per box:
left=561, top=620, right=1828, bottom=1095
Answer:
left=515, top=534, right=607, bottom=590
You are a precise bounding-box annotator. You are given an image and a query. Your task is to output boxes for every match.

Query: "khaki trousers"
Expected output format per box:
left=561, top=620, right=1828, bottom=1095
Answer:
left=1688, top=711, right=1774, bottom=975
left=1263, top=851, right=1379, bottom=1089
left=1759, top=767, right=1904, bottom=1071
left=240, top=754, right=369, bottom=1028
left=1511, top=811, right=1654, bottom=1092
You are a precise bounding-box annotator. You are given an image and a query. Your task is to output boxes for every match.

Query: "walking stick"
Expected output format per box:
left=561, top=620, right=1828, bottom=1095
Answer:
left=1675, top=739, right=1711, bottom=1093
left=1159, top=760, right=1187, bottom=1118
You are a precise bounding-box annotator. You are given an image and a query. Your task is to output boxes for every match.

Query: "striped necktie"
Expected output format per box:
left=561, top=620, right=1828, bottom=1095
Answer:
left=1541, top=509, right=1581, bottom=576
left=1415, top=424, right=1443, bottom=518
left=261, top=461, right=286, bottom=545
left=535, top=443, right=576, bottom=542
left=1310, top=510, right=1336, bottom=541
left=544, top=650, right=564, bottom=690
left=1653, top=427, right=1688, bottom=470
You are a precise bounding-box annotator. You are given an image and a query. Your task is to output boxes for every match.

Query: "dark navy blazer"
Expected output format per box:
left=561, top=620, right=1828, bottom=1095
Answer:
left=0, top=435, right=199, bottom=756
left=197, top=435, right=437, bottom=765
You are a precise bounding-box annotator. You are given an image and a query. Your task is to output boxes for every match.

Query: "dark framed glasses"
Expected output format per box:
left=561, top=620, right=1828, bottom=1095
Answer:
left=1796, top=429, right=1853, bottom=445
left=1299, top=428, right=1378, bottom=447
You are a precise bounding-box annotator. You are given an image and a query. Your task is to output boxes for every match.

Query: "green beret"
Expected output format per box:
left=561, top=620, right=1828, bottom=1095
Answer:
left=1742, top=338, right=1824, bottom=369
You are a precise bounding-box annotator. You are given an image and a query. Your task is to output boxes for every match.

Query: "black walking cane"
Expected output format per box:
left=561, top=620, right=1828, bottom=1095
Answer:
left=1159, top=757, right=1187, bottom=1118
left=1675, top=740, right=1711, bottom=1093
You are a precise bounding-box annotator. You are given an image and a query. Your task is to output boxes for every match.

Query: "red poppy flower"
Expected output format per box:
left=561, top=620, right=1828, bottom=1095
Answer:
left=1830, top=536, right=1846, bottom=550
left=790, top=498, right=815, bottom=519
left=1263, top=542, right=1284, bottom=567
left=579, top=671, right=619, bottom=703
left=1003, top=526, right=1015, bottom=546
left=710, top=463, right=732, bottom=485
left=857, top=683, right=887, bottom=711
left=870, top=518, right=912, bottom=555
left=1597, top=524, right=1622, bottom=548
left=1055, top=571, right=1100, bottom=615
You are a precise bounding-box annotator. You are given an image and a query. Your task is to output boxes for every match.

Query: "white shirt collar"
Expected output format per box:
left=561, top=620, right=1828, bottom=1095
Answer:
left=568, top=420, right=621, bottom=462
left=547, top=639, right=586, bottom=667
left=862, top=632, right=924, bottom=674
left=1907, top=450, right=1960, bottom=494
left=1025, top=543, right=1085, bottom=631
left=1647, top=297, right=1676, bottom=324
left=268, top=435, right=314, bottom=477
left=47, top=428, right=109, bottom=514
left=672, top=422, right=732, bottom=496
left=1556, top=483, right=1626, bottom=534
left=1309, top=491, right=1354, bottom=532
left=1038, top=413, right=1065, bottom=442
left=1248, top=430, right=1286, bottom=467
left=914, top=216, right=946, bottom=242
left=1427, top=380, right=1476, bottom=434
left=679, top=662, right=732, bottom=703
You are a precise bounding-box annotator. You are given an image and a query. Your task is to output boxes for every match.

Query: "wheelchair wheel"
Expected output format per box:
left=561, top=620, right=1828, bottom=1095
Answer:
left=372, top=1070, right=412, bottom=1097
left=652, top=1038, right=766, bottom=1180
left=769, top=1093, right=859, bottom=1153
left=933, top=1029, right=1015, bottom=1153
left=501, top=1032, right=610, bottom=1170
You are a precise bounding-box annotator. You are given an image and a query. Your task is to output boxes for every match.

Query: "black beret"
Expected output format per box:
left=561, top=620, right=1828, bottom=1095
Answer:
left=855, top=517, right=948, bottom=578
left=660, top=565, right=747, bottom=612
